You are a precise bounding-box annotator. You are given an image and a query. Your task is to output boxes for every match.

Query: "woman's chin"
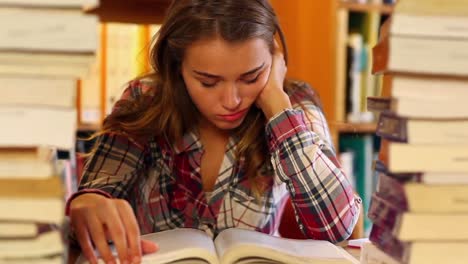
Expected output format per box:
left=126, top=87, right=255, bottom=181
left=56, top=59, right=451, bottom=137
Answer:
left=212, top=117, right=246, bottom=131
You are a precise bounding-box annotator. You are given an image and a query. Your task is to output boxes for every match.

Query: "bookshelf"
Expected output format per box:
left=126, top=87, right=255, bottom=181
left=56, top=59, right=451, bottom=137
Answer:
left=335, top=123, right=378, bottom=134
left=84, top=0, right=170, bottom=24
left=338, top=2, right=394, bottom=14
left=272, top=0, right=395, bottom=238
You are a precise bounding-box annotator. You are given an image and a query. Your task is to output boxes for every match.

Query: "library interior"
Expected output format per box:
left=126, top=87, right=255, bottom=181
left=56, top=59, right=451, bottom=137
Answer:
left=2, top=0, right=467, bottom=263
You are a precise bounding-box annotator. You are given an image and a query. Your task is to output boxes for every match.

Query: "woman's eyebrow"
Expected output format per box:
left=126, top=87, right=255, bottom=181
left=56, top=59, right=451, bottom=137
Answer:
left=193, top=62, right=265, bottom=78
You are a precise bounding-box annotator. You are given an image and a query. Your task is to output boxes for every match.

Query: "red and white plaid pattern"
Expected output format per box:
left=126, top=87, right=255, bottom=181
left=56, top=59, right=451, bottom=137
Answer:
left=67, top=80, right=361, bottom=243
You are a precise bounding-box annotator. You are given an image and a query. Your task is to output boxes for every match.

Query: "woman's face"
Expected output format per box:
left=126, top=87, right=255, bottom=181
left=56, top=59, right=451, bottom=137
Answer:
left=181, top=37, right=272, bottom=131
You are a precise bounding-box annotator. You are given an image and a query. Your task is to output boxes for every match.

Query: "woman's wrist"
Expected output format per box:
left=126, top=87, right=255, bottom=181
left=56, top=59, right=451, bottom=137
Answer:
left=260, top=91, right=292, bottom=120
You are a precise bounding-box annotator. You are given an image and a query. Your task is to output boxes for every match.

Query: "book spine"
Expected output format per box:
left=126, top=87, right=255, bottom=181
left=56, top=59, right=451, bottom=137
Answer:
left=371, top=35, right=389, bottom=74
left=369, top=224, right=410, bottom=263
left=379, top=16, right=392, bottom=40
left=380, top=74, right=394, bottom=98
left=376, top=113, right=408, bottom=143
left=0, top=177, right=64, bottom=198
left=367, top=96, right=391, bottom=112
left=377, top=172, right=409, bottom=210
left=375, top=160, right=424, bottom=181
left=368, top=193, right=404, bottom=230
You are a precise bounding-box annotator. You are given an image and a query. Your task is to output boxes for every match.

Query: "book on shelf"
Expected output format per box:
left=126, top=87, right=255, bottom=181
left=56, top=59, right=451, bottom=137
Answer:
left=336, top=3, right=383, bottom=124
left=379, top=74, right=468, bottom=106
left=0, top=7, right=97, bottom=53
left=367, top=95, right=468, bottom=119
left=368, top=224, right=407, bottom=263
left=0, top=6, right=98, bottom=77
left=377, top=171, right=468, bottom=213
left=360, top=242, right=400, bottom=264
left=0, top=177, right=63, bottom=198
left=0, top=197, right=64, bottom=224
left=0, top=106, right=77, bottom=150
left=369, top=224, right=468, bottom=264
left=378, top=139, right=468, bottom=173
left=376, top=112, right=468, bottom=145
left=77, top=228, right=359, bottom=264
left=374, top=159, right=468, bottom=185
left=0, top=75, right=77, bottom=108
left=0, top=222, right=57, bottom=239
left=394, top=0, right=468, bottom=17
left=0, top=147, right=58, bottom=178
left=103, top=23, right=151, bottom=114
left=369, top=72, right=468, bottom=119
left=0, top=59, right=95, bottom=77
left=372, top=33, right=468, bottom=76
left=0, top=51, right=95, bottom=67
left=0, top=227, right=64, bottom=259
left=379, top=4, right=468, bottom=39
left=339, top=134, right=376, bottom=233
left=368, top=193, right=468, bottom=241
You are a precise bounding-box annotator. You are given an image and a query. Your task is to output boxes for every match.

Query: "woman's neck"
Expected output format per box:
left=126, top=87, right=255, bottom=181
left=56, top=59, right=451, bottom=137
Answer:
left=198, top=118, right=230, bottom=147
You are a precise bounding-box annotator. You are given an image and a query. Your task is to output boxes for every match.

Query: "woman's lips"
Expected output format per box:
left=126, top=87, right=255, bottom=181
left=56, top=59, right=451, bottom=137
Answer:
left=218, top=109, right=248, bottom=121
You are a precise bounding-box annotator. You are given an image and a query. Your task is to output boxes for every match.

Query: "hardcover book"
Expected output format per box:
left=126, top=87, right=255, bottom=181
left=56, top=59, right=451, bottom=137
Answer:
left=76, top=228, right=359, bottom=264
left=376, top=112, right=468, bottom=144
left=368, top=193, right=468, bottom=241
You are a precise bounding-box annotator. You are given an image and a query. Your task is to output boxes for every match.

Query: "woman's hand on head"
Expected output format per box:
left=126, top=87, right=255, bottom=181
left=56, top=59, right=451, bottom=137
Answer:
left=69, top=193, right=158, bottom=264
left=255, top=42, right=291, bottom=120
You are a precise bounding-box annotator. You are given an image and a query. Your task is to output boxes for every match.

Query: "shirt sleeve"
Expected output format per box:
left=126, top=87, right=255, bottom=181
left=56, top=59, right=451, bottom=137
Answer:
left=266, top=82, right=361, bottom=243
left=65, top=80, right=153, bottom=213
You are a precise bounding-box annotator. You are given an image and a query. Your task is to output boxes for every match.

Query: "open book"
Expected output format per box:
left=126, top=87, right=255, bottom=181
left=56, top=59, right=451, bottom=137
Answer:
left=76, top=228, right=359, bottom=264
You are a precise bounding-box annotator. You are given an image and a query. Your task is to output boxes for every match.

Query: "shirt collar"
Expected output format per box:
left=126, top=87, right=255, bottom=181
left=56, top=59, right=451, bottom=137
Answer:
left=172, top=129, right=241, bottom=155
left=173, top=130, right=202, bottom=154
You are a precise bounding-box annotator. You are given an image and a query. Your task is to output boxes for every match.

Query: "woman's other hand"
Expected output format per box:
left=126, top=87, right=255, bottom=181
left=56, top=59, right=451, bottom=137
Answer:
left=69, top=193, right=158, bottom=264
left=255, top=42, right=291, bottom=120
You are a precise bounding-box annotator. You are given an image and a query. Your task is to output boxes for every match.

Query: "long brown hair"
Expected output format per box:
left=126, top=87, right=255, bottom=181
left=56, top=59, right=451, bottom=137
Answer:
left=98, top=0, right=290, bottom=195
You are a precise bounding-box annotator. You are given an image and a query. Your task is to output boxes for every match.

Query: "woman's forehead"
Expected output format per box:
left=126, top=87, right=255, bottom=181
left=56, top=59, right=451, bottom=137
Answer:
left=183, top=37, right=270, bottom=74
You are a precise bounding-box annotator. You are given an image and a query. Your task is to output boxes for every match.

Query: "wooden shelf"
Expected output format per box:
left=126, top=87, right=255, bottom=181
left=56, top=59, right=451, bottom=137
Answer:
left=77, top=123, right=101, bottom=132
left=338, top=1, right=394, bottom=14
left=334, top=122, right=377, bottom=133
left=84, top=0, right=171, bottom=24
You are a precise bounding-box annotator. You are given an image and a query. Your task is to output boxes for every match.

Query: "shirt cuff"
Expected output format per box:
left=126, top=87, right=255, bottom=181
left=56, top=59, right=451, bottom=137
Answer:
left=265, top=109, right=309, bottom=152
left=65, top=189, right=113, bottom=216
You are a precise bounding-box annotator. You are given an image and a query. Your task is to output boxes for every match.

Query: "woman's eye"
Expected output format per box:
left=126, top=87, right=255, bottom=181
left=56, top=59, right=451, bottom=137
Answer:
left=201, top=81, right=217, bottom=88
left=244, top=74, right=260, bottom=84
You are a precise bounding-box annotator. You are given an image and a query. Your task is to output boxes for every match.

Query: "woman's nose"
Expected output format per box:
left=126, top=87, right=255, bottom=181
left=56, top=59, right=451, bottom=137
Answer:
left=221, top=83, right=241, bottom=111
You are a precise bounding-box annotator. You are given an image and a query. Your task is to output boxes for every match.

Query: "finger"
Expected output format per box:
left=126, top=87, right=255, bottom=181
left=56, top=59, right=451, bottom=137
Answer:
left=115, top=200, right=141, bottom=263
left=86, top=213, right=117, bottom=264
left=72, top=215, right=98, bottom=264
left=141, top=239, right=159, bottom=254
left=99, top=203, right=130, bottom=264
left=273, top=39, right=280, bottom=51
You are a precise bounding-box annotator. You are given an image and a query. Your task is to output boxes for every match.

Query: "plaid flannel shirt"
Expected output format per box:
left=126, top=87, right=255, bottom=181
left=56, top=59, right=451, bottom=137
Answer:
left=67, top=79, right=360, bottom=243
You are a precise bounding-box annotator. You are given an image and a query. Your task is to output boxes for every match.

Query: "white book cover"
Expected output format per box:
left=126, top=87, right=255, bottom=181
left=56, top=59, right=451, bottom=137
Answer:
left=0, top=7, right=98, bottom=53
left=0, top=106, right=76, bottom=150
left=0, top=75, right=76, bottom=108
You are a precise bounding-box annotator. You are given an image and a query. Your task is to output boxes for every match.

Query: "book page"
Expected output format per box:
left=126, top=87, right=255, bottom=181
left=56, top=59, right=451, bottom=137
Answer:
left=76, top=228, right=218, bottom=264
left=214, top=228, right=359, bottom=264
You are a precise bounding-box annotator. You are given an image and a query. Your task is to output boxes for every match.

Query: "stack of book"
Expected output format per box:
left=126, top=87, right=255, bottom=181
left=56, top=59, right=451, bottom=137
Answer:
left=363, top=0, right=468, bottom=263
left=0, top=147, right=67, bottom=263
left=0, top=0, right=98, bottom=77
left=0, top=0, right=97, bottom=262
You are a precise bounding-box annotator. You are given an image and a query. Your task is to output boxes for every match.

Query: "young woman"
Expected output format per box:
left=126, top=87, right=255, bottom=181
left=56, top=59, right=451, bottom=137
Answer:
left=68, top=0, right=361, bottom=263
